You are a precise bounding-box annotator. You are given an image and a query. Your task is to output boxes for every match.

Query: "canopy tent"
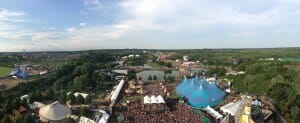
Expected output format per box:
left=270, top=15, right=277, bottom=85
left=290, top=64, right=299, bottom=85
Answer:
left=157, top=95, right=165, bottom=103
left=144, top=95, right=151, bottom=104
left=10, top=68, right=30, bottom=78
left=176, top=76, right=225, bottom=108
left=150, top=95, right=157, bottom=103
left=143, top=95, right=165, bottom=104
left=180, top=79, right=199, bottom=96
left=175, top=76, right=189, bottom=96
left=39, top=101, right=71, bottom=122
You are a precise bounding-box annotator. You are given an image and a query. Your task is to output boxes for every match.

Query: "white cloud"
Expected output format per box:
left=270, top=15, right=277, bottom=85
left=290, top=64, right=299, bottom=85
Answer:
left=65, top=27, right=76, bottom=32
left=2, top=1, right=300, bottom=51
left=0, top=9, right=24, bottom=20
left=49, top=27, right=56, bottom=30
left=229, top=32, right=256, bottom=37
left=0, top=9, right=28, bottom=41
left=26, top=0, right=300, bottom=50
left=278, top=0, right=300, bottom=3
left=80, top=22, right=86, bottom=27
left=83, top=0, right=103, bottom=11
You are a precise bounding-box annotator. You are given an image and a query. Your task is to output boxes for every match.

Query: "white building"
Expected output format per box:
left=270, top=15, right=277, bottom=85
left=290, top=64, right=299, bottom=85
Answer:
left=183, top=56, right=189, bottom=62
left=40, top=70, right=48, bottom=75
left=111, top=79, right=125, bottom=104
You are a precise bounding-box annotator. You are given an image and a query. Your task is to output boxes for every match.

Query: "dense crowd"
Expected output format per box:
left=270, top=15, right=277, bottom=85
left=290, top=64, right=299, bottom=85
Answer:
left=110, top=82, right=204, bottom=123
left=112, top=100, right=203, bottom=123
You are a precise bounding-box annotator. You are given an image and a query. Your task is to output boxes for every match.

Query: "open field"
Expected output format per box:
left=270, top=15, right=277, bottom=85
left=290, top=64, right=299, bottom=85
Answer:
left=0, top=67, right=11, bottom=77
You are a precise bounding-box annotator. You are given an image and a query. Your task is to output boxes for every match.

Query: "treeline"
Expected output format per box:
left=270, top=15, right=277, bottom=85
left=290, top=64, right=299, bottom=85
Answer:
left=230, top=60, right=300, bottom=122
left=154, top=61, right=172, bottom=68
left=125, top=55, right=148, bottom=66
left=0, top=55, right=27, bottom=67
left=169, top=48, right=300, bottom=66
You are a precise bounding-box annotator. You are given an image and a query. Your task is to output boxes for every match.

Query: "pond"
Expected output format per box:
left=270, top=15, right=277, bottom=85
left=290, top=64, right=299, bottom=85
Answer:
left=136, top=70, right=180, bottom=81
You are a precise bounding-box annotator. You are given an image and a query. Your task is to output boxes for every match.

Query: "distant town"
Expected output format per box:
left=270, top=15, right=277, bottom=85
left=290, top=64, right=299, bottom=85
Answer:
left=0, top=48, right=299, bottom=123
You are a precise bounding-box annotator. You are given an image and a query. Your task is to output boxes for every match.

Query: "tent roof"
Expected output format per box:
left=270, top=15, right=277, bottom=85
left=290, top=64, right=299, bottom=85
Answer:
left=144, top=95, right=151, bottom=104
left=39, top=101, right=71, bottom=121
left=176, top=76, right=225, bottom=108
left=144, top=95, right=165, bottom=104
left=157, top=95, right=165, bottom=103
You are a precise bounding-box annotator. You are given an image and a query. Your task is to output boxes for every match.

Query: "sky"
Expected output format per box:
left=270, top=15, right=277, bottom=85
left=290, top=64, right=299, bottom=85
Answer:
left=0, top=0, right=300, bottom=51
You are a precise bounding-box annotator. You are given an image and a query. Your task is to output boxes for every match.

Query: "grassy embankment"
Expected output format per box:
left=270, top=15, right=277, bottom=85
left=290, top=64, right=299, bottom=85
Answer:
left=0, top=67, right=11, bottom=77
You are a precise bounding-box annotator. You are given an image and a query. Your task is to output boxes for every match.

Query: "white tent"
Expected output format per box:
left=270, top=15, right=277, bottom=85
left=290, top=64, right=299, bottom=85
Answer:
left=145, top=95, right=165, bottom=104
left=157, top=95, right=165, bottom=103
left=150, top=95, right=157, bottom=103
left=143, top=95, right=151, bottom=104
left=39, top=101, right=71, bottom=122
left=74, top=92, right=89, bottom=98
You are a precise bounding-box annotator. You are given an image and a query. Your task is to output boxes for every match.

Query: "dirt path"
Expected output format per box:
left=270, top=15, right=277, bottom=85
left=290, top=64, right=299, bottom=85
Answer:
left=0, top=77, right=38, bottom=90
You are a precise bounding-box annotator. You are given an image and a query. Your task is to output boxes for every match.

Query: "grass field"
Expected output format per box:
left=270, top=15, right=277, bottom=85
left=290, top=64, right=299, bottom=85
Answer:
left=0, top=67, right=11, bottom=77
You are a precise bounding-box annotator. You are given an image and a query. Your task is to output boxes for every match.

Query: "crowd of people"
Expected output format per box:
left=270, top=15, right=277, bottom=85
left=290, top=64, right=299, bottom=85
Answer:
left=112, top=100, right=203, bottom=123
left=110, top=81, right=205, bottom=123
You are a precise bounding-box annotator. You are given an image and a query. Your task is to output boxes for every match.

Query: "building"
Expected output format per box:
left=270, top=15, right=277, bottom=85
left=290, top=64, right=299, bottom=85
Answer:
left=183, top=56, right=189, bottom=62
left=159, top=55, right=170, bottom=61
left=79, top=109, right=110, bottom=123
left=39, top=70, right=48, bottom=75
left=110, top=80, right=125, bottom=104
left=111, top=69, right=128, bottom=75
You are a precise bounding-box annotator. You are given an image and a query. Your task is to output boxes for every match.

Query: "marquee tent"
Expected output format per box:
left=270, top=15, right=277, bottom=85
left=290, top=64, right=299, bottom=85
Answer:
left=176, top=76, right=225, bottom=108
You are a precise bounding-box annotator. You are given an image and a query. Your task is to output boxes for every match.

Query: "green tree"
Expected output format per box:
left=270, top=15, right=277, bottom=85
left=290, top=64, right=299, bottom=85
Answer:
left=79, top=107, right=89, bottom=117
left=84, top=95, right=92, bottom=104
left=45, top=88, right=54, bottom=99
left=268, top=83, right=296, bottom=113
left=117, top=114, right=125, bottom=122
left=100, top=73, right=111, bottom=81
left=73, top=75, right=89, bottom=90
left=13, top=111, right=23, bottom=123
left=72, top=66, right=82, bottom=76
left=23, top=114, right=35, bottom=123
left=290, top=106, right=300, bottom=121
left=62, top=118, right=76, bottom=123
left=66, top=93, right=76, bottom=104
left=81, top=62, right=94, bottom=78
left=0, top=115, right=12, bottom=123
left=76, top=95, right=85, bottom=104
left=2, top=100, right=13, bottom=115
left=270, top=75, right=284, bottom=85
left=58, top=92, right=67, bottom=103
left=128, top=70, right=137, bottom=80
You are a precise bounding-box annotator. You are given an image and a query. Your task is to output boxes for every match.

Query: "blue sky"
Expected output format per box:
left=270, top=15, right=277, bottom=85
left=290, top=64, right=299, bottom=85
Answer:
left=0, top=0, right=300, bottom=51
